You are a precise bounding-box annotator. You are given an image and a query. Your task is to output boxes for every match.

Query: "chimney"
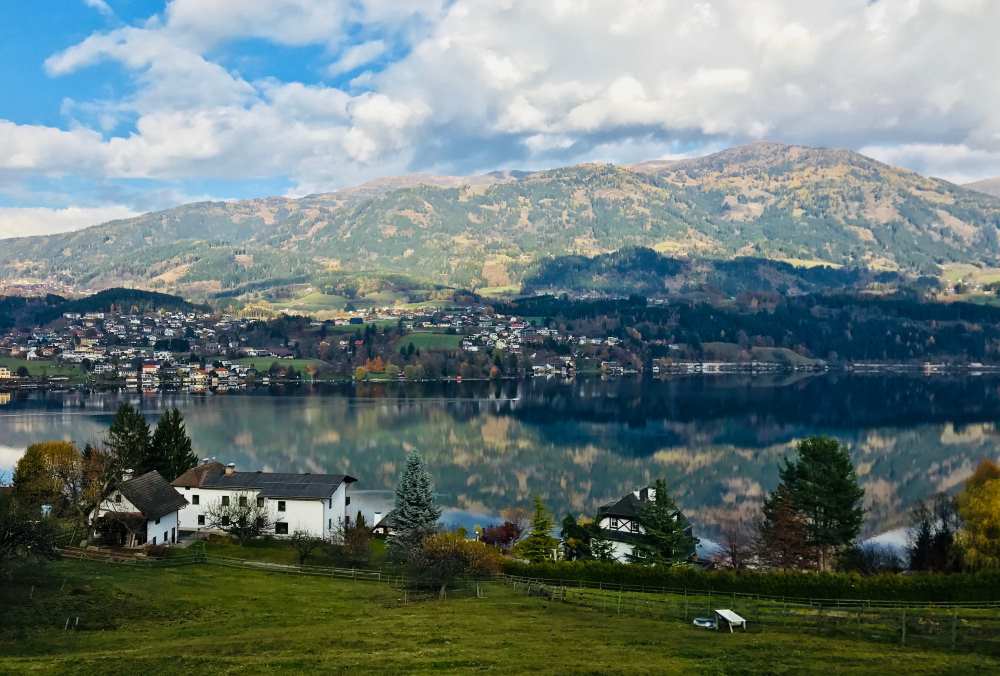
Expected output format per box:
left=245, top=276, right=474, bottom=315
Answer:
left=225, top=463, right=236, bottom=476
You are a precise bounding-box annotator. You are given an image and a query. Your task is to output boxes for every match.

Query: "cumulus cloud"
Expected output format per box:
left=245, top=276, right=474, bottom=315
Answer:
left=0, top=205, right=140, bottom=239
left=1, top=0, right=999, bottom=220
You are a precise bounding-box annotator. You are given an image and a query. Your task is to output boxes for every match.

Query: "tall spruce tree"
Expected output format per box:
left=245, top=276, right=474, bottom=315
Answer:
left=516, top=496, right=558, bottom=563
left=389, top=451, right=442, bottom=559
left=105, top=403, right=151, bottom=474
left=628, top=479, right=698, bottom=565
left=777, top=436, right=864, bottom=570
left=148, top=408, right=198, bottom=481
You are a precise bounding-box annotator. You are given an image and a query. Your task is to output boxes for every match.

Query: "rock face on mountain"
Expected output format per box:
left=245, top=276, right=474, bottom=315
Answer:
left=2, top=142, right=999, bottom=298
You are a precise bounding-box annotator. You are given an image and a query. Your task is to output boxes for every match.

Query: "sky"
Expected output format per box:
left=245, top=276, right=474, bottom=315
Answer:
left=1, top=0, right=999, bottom=238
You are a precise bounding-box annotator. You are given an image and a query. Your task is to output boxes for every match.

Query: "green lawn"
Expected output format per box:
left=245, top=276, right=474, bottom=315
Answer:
left=395, top=332, right=464, bottom=352
left=233, top=357, right=331, bottom=373
left=0, top=356, right=86, bottom=382
left=2, top=559, right=998, bottom=674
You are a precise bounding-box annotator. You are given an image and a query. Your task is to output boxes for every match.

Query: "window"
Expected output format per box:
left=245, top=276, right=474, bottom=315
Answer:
left=277, top=500, right=286, bottom=512
left=151, top=536, right=157, bottom=545
left=328, top=518, right=332, bottom=530
left=345, top=496, right=351, bottom=506
left=192, top=494, right=199, bottom=505
left=275, top=522, right=288, bottom=535
left=257, top=497, right=264, bottom=507
left=155, top=517, right=160, bottom=525
left=239, top=495, right=248, bottom=507
left=221, top=516, right=231, bottom=526
left=114, top=493, right=122, bottom=503
left=197, top=515, right=205, bottom=526
left=221, top=495, right=230, bottom=506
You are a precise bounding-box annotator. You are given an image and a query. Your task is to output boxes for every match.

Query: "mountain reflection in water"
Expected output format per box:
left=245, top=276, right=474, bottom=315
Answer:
left=1, top=373, right=999, bottom=539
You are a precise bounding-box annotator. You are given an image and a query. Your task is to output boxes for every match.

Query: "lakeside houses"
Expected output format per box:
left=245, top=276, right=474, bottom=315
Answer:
left=171, top=461, right=357, bottom=539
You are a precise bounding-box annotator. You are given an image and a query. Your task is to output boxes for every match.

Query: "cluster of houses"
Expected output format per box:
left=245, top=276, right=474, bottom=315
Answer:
left=94, top=460, right=683, bottom=565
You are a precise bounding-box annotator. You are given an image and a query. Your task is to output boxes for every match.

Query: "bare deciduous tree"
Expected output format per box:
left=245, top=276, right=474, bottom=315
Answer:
left=204, top=492, right=272, bottom=545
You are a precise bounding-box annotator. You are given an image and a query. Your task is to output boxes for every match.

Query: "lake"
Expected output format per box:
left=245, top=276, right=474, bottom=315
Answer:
left=2, top=374, right=999, bottom=540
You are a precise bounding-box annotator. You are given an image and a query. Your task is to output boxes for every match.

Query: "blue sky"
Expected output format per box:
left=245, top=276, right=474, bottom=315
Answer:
left=1, top=0, right=999, bottom=238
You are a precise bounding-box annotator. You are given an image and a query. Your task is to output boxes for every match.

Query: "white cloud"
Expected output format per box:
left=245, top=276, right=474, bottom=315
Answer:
left=0, top=205, right=141, bottom=239
left=1, top=0, right=999, bottom=218
left=83, top=0, right=114, bottom=17
left=327, top=40, right=387, bottom=76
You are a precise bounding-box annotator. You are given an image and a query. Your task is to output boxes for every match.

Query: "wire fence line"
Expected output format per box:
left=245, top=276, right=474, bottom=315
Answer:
left=500, top=573, right=1000, bottom=609
left=502, top=575, right=1000, bottom=655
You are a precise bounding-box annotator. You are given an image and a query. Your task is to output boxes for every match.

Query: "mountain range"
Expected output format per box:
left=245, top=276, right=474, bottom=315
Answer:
left=3, top=142, right=1000, bottom=302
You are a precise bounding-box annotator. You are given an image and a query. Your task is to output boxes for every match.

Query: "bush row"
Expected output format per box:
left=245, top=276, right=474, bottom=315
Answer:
left=502, top=560, right=1000, bottom=602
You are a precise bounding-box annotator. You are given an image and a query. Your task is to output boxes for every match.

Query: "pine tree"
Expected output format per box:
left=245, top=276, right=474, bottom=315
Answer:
left=516, top=496, right=558, bottom=562
left=628, top=479, right=698, bottom=565
left=588, top=525, right=616, bottom=562
left=148, top=408, right=198, bottom=481
left=779, top=437, right=864, bottom=569
left=389, top=451, right=442, bottom=559
left=105, top=403, right=151, bottom=474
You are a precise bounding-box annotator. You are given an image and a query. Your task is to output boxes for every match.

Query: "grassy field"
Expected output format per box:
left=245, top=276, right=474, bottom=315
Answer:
left=395, top=332, right=464, bottom=351
left=233, top=357, right=331, bottom=373
left=3, top=559, right=997, bottom=675
left=0, top=356, right=86, bottom=382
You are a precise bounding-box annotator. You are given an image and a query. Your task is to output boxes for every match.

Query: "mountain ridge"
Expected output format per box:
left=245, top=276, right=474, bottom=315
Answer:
left=3, top=142, right=1000, bottom=299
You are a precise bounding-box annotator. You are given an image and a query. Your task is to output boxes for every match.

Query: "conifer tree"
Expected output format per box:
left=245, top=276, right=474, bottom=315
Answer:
left=779, top=437, right=864, bottom=569
left=105, top=403, right=151, bottom=473
left=628, top=479, right=698, bottom=565
left=516, top=496, right=558, bottom=562
left=148, top=408, right=198, bottom=481
left=389, top=451, right=442, bottom=559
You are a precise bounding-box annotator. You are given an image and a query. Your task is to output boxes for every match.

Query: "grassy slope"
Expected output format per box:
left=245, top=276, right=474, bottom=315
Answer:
left=233, top=357, right=331, bottom=372
left=2, top=560, right=997, bottom=675
left=395, top=332, right=464, bottom=351
left=0, top=356, right=86, bottom=382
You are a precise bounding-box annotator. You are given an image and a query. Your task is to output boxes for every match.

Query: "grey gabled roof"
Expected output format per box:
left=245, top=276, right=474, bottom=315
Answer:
left=597, top=493, right=644, bottom=520
left=201, top=471, right=356, bottom=500
left=119, top=470, right=188, bottom=521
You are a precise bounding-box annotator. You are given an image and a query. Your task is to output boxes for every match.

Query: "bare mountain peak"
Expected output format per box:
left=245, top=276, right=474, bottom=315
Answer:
left=965, top=177, right=1000, bottom=198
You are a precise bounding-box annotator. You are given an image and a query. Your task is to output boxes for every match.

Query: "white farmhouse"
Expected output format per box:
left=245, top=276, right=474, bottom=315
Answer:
left=95, top=470, right=189, bottom=547
left=595, top=486, right=696, bottom=563
left=171, top=461, right=356, bottom=539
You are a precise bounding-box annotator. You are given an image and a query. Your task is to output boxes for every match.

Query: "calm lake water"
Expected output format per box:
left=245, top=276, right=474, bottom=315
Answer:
left=2, top=374, right=999, bottom=539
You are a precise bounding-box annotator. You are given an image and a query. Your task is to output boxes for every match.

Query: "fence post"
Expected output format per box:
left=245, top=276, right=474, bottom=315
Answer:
left=900, top=608, right=907, bottom=646
left=617, top=588, right=623, bottom=615
left=684, top=589, right=689, bottom=622
left=951, top=610, right=958, bottom=650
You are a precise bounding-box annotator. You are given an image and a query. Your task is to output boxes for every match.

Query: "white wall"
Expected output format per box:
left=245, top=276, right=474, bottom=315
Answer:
left=146, top=510, right=179, bottom=546
left=176, top=486, right=337, bottom=539
left=609, top=540, right=635, bottom=563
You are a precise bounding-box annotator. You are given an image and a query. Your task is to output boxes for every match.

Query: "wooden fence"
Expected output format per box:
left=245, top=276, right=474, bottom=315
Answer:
left=502, top=575, right=1000, bottom=655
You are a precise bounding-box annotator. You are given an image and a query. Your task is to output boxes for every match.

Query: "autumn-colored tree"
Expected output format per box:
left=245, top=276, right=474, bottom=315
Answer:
left=12, top=442, right=64, bottom=511
left=957, top=459, right=1000, bottom=569
left=410, top=532, right=503, bottom=598
left=756, top=485, right=818, bottom=570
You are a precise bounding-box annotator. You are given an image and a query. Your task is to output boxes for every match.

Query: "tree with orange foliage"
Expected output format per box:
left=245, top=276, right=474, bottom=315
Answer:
left=957, top=459, right=1000, bottom=569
